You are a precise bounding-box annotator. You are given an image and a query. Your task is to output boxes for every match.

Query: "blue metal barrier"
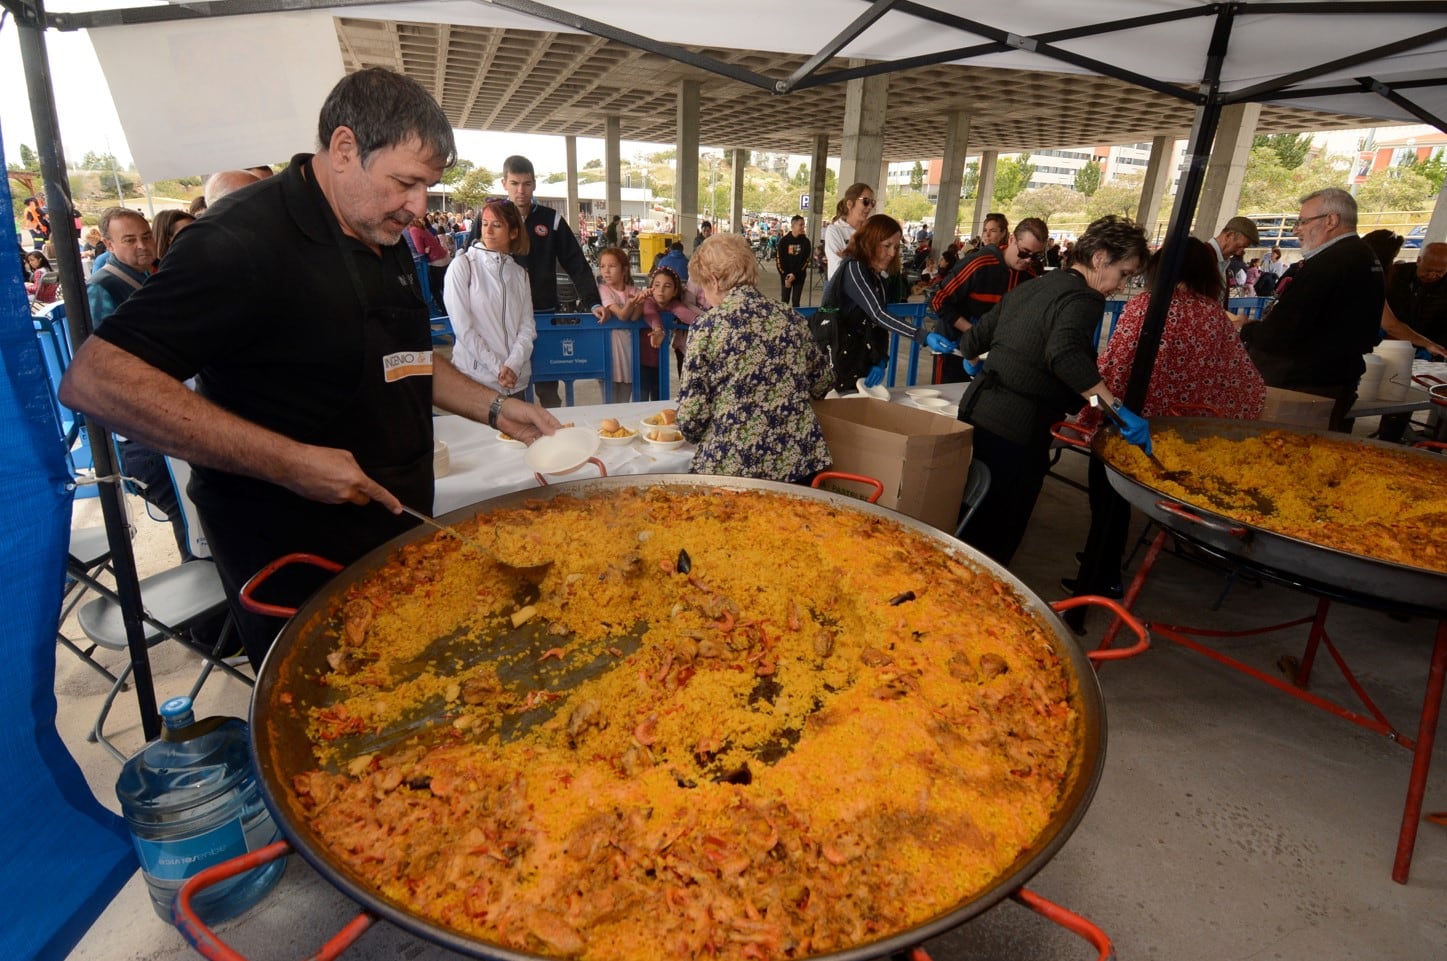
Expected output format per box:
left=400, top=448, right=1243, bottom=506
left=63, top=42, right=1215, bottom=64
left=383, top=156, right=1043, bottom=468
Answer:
left=32, top=303, right=95, bottom=491
left=1228, top=296, right=1271, bottom=320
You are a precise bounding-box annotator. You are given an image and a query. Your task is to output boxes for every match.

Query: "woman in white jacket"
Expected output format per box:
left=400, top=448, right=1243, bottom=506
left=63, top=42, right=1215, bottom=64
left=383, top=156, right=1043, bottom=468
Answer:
left=443, top=198, right=536, bottom=395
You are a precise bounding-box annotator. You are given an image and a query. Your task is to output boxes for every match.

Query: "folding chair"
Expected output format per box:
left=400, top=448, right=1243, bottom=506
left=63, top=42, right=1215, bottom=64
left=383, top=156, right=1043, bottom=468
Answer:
left=75, top=457, right=251, bottom=760
left=55, top=525, right=121, bottom=682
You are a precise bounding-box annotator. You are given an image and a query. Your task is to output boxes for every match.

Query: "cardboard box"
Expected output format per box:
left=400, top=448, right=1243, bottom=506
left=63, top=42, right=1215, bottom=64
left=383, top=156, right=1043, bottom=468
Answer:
left=812, top=398, right=972, bottom=532
left=1259, top=386, right=1334, bottom=429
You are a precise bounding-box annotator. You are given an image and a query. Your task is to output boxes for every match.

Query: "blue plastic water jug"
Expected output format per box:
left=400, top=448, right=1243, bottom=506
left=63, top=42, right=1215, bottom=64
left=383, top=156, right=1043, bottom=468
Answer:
left=115, top=696, right=285, bottom=924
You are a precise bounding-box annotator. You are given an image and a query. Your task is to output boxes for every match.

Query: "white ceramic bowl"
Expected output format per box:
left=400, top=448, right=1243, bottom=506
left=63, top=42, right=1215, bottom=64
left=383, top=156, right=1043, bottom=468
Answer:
left=913, top=396, right=952, bottom=412
left=524, top=426, right=600, bottom=474
left=432, top=440, right=450, bottom=477
left=640, top=428, right=686, bottom=451
left=905, top=388, right=941, bottom=400
left=854, top=378, right=890, bottom=401
left=640, top=410, right=679, bottom=430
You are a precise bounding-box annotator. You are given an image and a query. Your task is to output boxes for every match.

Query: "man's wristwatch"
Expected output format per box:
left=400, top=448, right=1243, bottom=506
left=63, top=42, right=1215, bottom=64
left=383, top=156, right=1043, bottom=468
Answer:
left=487, top=395, right=506, bottom=429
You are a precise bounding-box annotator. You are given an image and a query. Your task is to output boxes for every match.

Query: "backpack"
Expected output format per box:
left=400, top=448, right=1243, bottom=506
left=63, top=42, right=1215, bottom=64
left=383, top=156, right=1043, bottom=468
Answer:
left=810, top=267, right=877, bottom=392
left=1253, top=270, right=1278, bottom=297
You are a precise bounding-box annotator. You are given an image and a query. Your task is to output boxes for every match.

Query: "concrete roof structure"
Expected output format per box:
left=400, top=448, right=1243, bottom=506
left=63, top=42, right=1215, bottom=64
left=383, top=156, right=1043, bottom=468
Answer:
left=331, top=17, right=1380, bottom=160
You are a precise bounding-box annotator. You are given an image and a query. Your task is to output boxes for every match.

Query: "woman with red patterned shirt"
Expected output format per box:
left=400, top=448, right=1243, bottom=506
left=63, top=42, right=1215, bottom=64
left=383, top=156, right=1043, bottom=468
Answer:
left=1065, top=237, right=1266, bottom=629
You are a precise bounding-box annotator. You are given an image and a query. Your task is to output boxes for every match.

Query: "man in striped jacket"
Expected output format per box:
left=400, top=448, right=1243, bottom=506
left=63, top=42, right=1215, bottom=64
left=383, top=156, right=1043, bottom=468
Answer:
left=929, top=216, right=1048, bottom=382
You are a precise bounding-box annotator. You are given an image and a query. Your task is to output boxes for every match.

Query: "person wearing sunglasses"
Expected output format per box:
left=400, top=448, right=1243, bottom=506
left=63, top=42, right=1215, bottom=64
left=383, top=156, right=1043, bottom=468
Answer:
left=1237, top=188, right=1384, bottom=432
left=927, top=216, right=1049, bottom=383
left=823, top=182, right=876, bottom=280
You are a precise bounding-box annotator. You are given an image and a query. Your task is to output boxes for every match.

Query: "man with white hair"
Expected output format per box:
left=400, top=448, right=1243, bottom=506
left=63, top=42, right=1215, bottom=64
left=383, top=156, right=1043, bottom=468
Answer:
left=1237, top=188, right=1383, bottom=431
left=202, top=169, right=261, bottom=210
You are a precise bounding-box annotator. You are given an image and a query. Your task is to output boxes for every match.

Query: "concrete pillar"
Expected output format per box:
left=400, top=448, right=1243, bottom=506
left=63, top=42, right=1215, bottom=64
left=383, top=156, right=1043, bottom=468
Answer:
left=935, top=111, right=971, bottom=250
left=731, top=149, right=746, bottom=236
left=1194, top=102, right=1261, bottom=236
left=808, top=134, right=828, bottom=247
left=972, top=150, right=999, bottom=237
left=1136, top=135, right=1175, bottom=245
left=879, top=159, right=891, bottom=202
left=676, top=79, right=700, bottom=242
left=1425, top=174, right=1447, bottom=244
left=605, top=115, right=622, bottom=229
left=565, top=135, right=580, bottom=231
left=839, top=62, right=887, bottom=193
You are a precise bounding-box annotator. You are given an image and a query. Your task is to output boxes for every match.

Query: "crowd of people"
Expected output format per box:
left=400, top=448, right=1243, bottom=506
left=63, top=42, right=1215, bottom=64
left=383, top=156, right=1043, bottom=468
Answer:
left=42, top=67, right=1445, bottom=669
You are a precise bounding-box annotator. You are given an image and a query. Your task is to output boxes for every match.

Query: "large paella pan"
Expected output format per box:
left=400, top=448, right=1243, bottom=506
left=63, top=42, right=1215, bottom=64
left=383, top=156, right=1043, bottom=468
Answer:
left=1095, top=418, right=1447, bottom=614
left=239, top=475, right=1109, bottom=961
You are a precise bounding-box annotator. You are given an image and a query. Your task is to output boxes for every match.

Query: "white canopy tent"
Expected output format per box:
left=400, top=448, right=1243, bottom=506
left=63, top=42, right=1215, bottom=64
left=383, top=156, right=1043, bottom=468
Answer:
left=58, top=1, right=1447, bottom=181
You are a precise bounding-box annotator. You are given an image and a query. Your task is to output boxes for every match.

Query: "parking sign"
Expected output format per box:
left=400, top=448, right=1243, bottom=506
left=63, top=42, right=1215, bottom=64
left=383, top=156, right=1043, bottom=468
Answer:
left=800, top=194, right=810, bottom=211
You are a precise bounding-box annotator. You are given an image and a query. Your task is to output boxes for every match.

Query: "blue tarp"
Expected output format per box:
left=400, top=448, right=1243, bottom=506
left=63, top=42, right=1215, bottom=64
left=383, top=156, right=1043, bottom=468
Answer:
left=0, top=131, right=136, bottom=961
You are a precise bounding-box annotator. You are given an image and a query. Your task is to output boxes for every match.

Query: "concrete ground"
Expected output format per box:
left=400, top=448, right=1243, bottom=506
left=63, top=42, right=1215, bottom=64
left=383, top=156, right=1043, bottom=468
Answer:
left=56, top=383, right=1446, bottom=961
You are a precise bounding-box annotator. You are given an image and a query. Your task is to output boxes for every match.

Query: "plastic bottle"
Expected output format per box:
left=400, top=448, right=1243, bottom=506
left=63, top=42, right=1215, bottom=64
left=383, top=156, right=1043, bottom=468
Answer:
left=115, top=696, right=285, bottom=924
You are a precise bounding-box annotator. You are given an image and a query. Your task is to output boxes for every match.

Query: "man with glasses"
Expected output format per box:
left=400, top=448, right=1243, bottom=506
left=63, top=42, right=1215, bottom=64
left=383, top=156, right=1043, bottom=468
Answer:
left=928, top=217, right=1048, bottom=383
left=1238, top=188, right=1383, bottom=432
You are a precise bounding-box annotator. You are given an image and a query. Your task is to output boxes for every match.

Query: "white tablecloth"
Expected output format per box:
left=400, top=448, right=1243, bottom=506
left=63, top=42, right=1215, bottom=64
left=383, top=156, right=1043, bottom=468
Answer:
left=433, top=401, right=696, bottom=514
left=432, top=385, right=968, bottom=515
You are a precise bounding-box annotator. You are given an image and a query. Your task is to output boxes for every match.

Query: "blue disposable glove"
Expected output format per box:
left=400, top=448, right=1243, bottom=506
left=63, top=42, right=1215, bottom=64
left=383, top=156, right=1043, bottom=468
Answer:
left=864, top=361, right=888, bottom=388
left=962, top=355, right=984, bottom=377
left=925, top=332, right=957, bottom=355
left=1114, top=404, right=1153, bottom=456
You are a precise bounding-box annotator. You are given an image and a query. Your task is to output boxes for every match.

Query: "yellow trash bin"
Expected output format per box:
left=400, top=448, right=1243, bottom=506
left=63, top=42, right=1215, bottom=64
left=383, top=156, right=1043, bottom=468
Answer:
left=639, top=233, right=682, bottom=270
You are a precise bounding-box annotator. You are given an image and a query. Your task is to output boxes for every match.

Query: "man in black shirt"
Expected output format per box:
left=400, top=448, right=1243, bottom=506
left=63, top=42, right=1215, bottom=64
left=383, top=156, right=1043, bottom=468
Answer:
left=775, top=215, right=812, bottom=307
left=480, top=155, right=605, bottom=407
left=61, top=69, right=560, bottom=665
left=1239, top=189, right=1383, bottom=432
left=1385, top=242, right=1447, bottom=353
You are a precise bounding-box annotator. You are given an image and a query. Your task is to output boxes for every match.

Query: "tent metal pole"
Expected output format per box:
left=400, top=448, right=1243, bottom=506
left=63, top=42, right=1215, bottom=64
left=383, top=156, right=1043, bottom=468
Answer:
left=1071, top=4, right=1232, bottom=611
left=14, top=0, right=161, bottom=742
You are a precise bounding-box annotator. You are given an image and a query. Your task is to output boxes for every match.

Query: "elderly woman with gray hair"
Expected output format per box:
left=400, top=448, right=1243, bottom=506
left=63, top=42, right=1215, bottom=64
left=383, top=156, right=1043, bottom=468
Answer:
left=676, top=233, right=834, bottom=483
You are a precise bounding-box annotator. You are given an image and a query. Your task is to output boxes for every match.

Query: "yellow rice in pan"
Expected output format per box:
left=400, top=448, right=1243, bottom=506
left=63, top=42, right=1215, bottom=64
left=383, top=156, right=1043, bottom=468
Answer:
left=287, top=487, right=1087, bottom=961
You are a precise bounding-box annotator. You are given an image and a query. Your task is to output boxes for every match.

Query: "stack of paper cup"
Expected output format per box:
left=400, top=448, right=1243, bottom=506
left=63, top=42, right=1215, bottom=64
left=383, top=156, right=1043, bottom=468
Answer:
left=1372, top=340, right=1415, bottom=402
left=1357, top=353, right=1385, bottom=401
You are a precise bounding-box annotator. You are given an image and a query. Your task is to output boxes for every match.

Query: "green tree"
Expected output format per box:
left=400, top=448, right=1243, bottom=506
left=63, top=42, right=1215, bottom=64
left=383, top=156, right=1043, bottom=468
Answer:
left=792, top=164, right=810, bottom=188
left=1011, top=184, right=1086, bottom=224
left=910, top=161, right=924, bottom=192
left=993, top=153, right=1034, bottom=204
left=1355, top=166, right=1433, bottom=215
left=883, top=190, right=933, bottom=225
left=17, top=143, right=39, bottom=171
left=1084, top=182, right=1139, bottom=220
left=1252, top=132, right=1313, bottom=170
left=441, top=158, right=476, bottom=186
left=1403, top=152, right=1447, bottom=194
left=451, top=167, right=496, bottom=210
left=1073, top=159, right=1102, bottom=196
left=962, top=160, right=979, bottom=199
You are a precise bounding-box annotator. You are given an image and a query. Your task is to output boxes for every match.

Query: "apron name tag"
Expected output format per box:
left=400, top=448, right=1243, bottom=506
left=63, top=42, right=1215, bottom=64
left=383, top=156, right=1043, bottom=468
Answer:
left=382, top=349, right=434, bottom=382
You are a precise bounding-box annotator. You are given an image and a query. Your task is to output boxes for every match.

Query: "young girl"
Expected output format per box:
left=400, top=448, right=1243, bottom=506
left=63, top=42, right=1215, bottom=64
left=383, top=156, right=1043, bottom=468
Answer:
left=442, top=198, right=536, bottom=396
left=639, top=265, right=699, bottom=399
left=596, top=246, right=655, bottom=404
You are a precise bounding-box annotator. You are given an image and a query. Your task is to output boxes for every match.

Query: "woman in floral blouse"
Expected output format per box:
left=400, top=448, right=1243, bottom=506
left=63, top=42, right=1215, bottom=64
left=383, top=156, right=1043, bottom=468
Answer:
left=677, top=233, right=834, bottom=482
left=1065, top=236, right=1266, bottom=628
